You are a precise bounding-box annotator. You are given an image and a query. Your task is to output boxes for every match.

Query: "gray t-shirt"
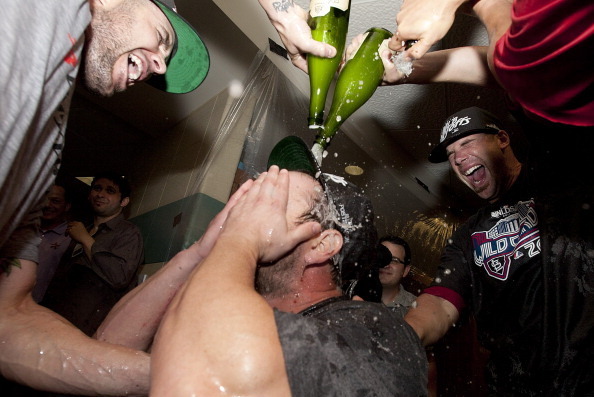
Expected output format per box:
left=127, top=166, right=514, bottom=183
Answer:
left=275, top=297, right=428, bottom=396
left=0, top=0, right=90, bottom=259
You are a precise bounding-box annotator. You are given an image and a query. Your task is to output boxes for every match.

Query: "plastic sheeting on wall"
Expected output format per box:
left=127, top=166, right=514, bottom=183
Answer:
left=169, top=51, right=315, bottom=259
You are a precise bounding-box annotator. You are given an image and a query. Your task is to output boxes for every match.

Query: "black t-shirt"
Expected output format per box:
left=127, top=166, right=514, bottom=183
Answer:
left=430, top=170, right=594, bottom=396
left=274, top=297, right=428, bottom=397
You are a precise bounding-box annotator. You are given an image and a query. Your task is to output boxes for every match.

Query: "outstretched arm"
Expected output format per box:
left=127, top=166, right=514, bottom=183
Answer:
left=381, top=45, right=497, bottom=87
left=404, top=293, right=459, bottom=346
left=0, top=259, right=149, bottom=395
left=258, top=0, right=336, bottom=72
left=96, top=179, right=254, bottom=351
left=151, top=167, right=321, bottom=396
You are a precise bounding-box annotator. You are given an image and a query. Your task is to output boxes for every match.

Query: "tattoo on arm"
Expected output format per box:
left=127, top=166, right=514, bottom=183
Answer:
left=0, top=257, right=21, bottom=276
left=272, top=0, right=294, bottom=13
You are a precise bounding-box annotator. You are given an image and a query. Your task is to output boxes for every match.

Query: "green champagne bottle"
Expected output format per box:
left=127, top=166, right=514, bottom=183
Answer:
left=307, top=0, right=351, bottom=129
left=312, top=27, right=392, bottom=162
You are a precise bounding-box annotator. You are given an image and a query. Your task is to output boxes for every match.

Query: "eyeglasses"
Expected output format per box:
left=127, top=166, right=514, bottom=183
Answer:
left=390, top=257, right=405, bottom=265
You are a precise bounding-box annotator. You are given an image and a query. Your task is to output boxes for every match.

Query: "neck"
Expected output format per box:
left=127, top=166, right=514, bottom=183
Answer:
left=94, top=211, right=121, bottom=227
left=264, top=263, right=342, bottom=313
left=381, top=284, right=400, bottom=305
left=40, top=219, right=66, bottom=230
left=490, top=158, right=523, bottom=204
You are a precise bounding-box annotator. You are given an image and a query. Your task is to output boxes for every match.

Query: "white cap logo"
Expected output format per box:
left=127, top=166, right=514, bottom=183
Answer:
left=440, top=116, right=471, bottom=143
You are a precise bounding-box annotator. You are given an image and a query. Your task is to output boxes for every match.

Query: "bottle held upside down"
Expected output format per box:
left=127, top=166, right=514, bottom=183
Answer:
left=307, top=0, right=351, bottom=129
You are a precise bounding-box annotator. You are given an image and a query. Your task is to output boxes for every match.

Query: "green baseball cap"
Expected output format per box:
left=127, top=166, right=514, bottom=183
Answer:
left=148, top=0, right=210, bottom=94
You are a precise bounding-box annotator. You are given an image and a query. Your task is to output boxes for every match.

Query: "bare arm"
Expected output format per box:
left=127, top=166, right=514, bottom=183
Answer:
left=151, top=167, right=321, bottom=396
left=404, top=293, right=459, bottom=347
left=380, top=45, right=498, bottom=87
left=95, top=180, right=253, bottom=351
left=0, top=259, right=149, bottom=395
left=390, top=0, right=512, bottom=62
left=257, top=0, right=336, bottom=72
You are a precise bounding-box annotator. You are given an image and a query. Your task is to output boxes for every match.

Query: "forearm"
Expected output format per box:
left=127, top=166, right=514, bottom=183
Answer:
left=258, top=0, right=298, bottom=23
left=96, top=246, right=204, bottom=351
left=406, top=46, right=497, bottom=87
left=0, top=282, right=149, bottom=395
left=404, top=293, right=459, bottom=347
left=151, top=237, right=290, bottom=396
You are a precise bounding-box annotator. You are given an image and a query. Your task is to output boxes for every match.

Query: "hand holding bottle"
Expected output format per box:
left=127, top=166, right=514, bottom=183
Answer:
left=257, top=0, right=337, bottom=72
left=307, top=0, right=352, bottom=128
left=389, top=0, right=462, bottom=59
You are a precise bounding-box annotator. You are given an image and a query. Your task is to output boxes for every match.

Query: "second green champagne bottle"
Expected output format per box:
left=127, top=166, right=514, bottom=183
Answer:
left=312, top=27, right=392, bottom=163
left=307, top=0, right=351, bottom=129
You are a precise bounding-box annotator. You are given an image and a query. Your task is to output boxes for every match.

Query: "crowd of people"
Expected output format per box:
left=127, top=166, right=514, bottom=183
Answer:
left=1, top=0, right=592, bottom=395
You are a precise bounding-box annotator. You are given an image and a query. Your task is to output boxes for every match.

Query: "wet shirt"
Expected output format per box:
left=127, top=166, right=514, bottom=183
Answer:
left=274, top=297, right=428, bottom=396
left=427, top=170, right=594, bottom=395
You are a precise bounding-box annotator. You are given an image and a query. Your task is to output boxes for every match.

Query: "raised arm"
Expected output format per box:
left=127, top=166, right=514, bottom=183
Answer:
left=380, top=45, right=497, bottom=87
left=404, top=293, right=459, bottom=347
left=96, top=179, right=254, bottom=351
left=258, top=0, right=336, bottom=72
left=0, top=259, right=149, bottom=395
left=390, top=0, right=512, bottom=62
left=151, top=167, right=321, bottom=396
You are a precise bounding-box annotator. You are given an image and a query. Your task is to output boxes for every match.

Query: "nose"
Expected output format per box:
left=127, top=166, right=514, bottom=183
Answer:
left=149, top=52, right=167, bottom=76
left=453, top=150, right=468, bottom=166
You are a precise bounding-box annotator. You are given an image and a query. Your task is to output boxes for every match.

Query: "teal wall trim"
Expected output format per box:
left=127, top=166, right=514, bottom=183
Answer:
left=130, top=193, right=224, bottom=264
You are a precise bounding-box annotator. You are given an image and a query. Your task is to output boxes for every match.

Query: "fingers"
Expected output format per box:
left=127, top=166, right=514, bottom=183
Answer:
left=288, top=221, right=322, bottom=250
left=404, top=39, right=431, bottom=60
left=208, top=179, right=254, bottom=230
left=290, top=53, right=309, bottom=73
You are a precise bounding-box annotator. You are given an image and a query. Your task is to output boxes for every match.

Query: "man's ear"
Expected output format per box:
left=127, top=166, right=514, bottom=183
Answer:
left=497, top=130, right=511, bottom=149
left=305, top=229, right=343, bottom=264
left=403, top=265, right=411, bottom=278
left=120, top=197, right=130, bottom=208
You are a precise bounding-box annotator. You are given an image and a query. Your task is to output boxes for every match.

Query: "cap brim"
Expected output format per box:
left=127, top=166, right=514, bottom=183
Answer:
left=428, top=128, right=498, bottom=163
left=267, top=136, right=321, bottom=180
left=149, top=1, right=210, bottom=94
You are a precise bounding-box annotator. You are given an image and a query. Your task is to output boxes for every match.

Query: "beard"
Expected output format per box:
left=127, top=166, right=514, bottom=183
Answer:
left=83, top=3, right=136, bottom=96
left=255, top=247, right=302, bottom=300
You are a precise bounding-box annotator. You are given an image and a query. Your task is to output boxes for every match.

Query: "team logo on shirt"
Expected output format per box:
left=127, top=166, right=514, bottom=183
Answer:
left=471, top=199, right=541, bottom=280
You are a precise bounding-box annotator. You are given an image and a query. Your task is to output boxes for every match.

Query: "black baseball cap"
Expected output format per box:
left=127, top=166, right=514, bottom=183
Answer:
left=148, top=0, right=209, bottom=93
left=429, top=106, right=503, bottom=163
left=267, top=136, right=378, bottom=280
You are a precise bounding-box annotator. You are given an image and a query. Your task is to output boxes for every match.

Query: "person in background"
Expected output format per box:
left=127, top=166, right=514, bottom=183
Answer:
left=405, top=106, right=594, bottom=395
left=378, top=235, right=416, bottom=311
left=43, top=173, right=144, bottom=337
left=150, top=137, right=428, bottom=396
left=33, top=184, right=73, bottom=303
left=0, top=0, right=208, bottom=393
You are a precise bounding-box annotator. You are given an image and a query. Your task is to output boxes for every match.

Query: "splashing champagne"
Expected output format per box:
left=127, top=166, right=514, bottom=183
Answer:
left=312, top=27, right=392, bottom=164
left=307, top=0, right=351, bottom=129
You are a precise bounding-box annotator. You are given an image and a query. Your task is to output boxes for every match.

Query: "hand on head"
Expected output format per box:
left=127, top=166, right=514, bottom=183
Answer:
left=219, top=166, right=322, bottom=264
left=190, top=178, right=254, bottom=260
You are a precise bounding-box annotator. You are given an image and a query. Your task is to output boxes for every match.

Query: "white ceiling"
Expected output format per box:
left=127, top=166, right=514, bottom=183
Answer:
left=63, top=0, right=525, bottom=241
